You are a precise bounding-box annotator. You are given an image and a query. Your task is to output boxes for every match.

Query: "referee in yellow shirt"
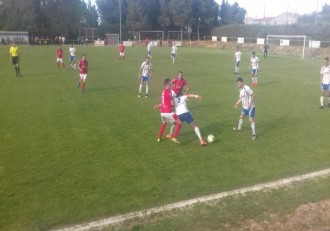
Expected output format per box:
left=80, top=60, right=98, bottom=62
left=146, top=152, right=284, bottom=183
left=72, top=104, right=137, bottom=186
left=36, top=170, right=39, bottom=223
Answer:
left=9, top=42, right=22, bottom=77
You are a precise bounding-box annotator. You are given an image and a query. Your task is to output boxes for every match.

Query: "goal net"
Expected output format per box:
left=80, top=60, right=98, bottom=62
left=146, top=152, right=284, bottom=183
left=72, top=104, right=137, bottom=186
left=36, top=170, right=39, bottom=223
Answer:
left=138, top=31, right=164, bottom=42
left=266, top=35, right=308, bottom=59
left=167, top=31, right=190, bottom=41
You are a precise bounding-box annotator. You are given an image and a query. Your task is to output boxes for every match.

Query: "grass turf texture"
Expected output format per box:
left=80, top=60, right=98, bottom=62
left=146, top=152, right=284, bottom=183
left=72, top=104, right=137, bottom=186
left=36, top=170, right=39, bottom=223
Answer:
left=0, top=45, right=329, bottom=231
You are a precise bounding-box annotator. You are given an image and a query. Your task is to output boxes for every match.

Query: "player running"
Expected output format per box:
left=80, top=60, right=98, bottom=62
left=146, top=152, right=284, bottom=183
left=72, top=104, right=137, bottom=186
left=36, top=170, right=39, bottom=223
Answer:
left=56, top=45, right=65, bottom=71
left=154, top=78, right=182, bottom=144
left=233, top=77, right=256, bottom=140
left=138, top=57, right=153, bottom=98
left=171, top=42, right=177, bottom=64
left=319, top=57, right=330, bottom=109
left=234, top=47, right=241, bottom=74
left=118, top=42, right=126, bottom=62
left=171, top=71, right=189, bottom=96
left=249, top=52, right=260, bottom=87
left=69, top=44, right=76, bottom=70
left=77, top=54, right=88, bottom=93
left=9, top=42, right=22, bottom=77
left=173, top=93, right=208, bottom=146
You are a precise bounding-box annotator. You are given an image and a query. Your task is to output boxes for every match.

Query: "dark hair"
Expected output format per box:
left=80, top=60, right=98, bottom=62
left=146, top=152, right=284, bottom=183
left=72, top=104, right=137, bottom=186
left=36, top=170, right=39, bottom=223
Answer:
left=236, top=77, right=244, bottom=82
left=252, top=52, right=255, bottom=55
left=164, top=78, right=171, bottom=86
left=325, top=57, right=329, bottom=62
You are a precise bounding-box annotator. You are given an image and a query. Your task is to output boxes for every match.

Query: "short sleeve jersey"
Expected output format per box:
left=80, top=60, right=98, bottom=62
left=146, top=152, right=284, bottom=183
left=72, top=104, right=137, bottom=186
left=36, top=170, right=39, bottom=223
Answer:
left=174, top=95, right=189, bottom=115
left=239, top=85, right=255, bottom=110
left=9, top=46, right=19, bottom=57
left=57, top=48, right=63, bottom=59
left=79, top=60, right=88, bottom=74
left=171, top=46, right=177, bottom=54
left=161, top=89, right=173, bottom=113
left=250, top=56, right=259, bottom=69
left=119, top=44, right=125, bottom=53
left=140, top=61, right=152, bottom=77
left=171, top=78, right=187, bottom=95
left=321, top=65, right=330, bottom=84
left=69, top=47, right=76, bottom=56
left=234, top=51, right=241, bottom=62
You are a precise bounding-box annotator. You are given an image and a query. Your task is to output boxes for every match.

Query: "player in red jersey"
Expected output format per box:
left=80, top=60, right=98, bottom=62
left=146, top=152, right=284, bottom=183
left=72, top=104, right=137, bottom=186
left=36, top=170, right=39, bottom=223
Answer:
left=171, top=71, right=189, bottom=96
left=56, top=45, right=65, bottom=71
left=77, top=54, right=88, bottom=93
left=118, top=42, right=125, bottom=62
left=154, top=78, right=182, bottom=144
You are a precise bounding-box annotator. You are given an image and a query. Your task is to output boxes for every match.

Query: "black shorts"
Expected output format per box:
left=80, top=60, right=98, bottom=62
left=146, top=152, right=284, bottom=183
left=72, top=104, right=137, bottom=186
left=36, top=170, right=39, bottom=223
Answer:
left=12, top=56, right=19, bottom=65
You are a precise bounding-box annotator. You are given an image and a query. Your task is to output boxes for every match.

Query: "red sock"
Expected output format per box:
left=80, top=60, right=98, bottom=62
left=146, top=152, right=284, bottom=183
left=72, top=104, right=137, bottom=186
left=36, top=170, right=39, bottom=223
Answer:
left=173, top=123, right=182, bottom=138
left=81, top=82, right=85, bottom=91
left=158, top=123, right=166, bottom=139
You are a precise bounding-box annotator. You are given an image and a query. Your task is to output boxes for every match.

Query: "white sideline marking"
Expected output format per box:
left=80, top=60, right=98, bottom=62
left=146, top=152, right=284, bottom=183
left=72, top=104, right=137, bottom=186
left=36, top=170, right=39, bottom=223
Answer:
left=53, top=168, right=330, bottom=231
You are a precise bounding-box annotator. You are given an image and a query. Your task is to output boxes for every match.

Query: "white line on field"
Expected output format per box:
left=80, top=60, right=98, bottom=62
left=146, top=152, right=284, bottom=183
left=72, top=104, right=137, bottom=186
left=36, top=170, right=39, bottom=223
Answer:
left=53, top=168, right=330, bottom=231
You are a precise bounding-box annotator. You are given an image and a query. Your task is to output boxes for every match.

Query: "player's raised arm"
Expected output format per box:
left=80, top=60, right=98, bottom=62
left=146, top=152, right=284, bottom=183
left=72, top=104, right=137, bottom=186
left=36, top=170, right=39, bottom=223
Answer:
left=186, top=94, right=201, bottom=100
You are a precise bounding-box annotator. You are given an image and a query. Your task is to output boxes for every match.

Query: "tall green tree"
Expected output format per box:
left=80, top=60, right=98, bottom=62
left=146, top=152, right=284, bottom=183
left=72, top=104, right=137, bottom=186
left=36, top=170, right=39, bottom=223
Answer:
left=126, top=0, right=159, bottom=31
left=157, top=0, right=173, bottom=32
left=219, top=0, right=246, bottom=25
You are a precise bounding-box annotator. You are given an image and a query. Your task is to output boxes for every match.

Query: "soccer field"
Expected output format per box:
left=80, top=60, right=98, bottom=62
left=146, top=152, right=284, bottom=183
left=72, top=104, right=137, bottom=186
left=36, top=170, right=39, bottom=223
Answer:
left=0, top=45, right=329, bottom=231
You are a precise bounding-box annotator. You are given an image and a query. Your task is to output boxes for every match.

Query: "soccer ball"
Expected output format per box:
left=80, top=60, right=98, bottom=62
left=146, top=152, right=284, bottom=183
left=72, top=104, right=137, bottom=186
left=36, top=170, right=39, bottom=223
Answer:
left=207, top=134, right=215, bottom=143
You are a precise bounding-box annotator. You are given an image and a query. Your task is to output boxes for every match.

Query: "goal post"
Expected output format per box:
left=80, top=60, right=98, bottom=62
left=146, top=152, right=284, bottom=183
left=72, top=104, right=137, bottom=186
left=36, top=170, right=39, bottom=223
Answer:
left=138, top=31, right=164, bottom=42
left=266, top=35, right=307, bottom=59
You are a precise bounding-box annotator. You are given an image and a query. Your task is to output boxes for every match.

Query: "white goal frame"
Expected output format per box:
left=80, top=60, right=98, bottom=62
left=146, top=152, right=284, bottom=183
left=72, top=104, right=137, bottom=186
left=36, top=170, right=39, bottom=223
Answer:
left=266, top=35, right=307, bottom=59
left=138, top=31, right=164, bottom=42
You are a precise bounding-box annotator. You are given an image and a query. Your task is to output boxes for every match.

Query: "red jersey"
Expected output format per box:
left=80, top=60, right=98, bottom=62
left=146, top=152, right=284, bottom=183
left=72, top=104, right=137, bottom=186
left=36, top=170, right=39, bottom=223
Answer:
left=171, top=78, right=187, bottom=95
left=119, top=44, right=125, bottom=52
left=79, top=59, right=88, bottom=74
left=56, top=48, right=63, bottom=58
left=160, top=88, right=173, bottom=113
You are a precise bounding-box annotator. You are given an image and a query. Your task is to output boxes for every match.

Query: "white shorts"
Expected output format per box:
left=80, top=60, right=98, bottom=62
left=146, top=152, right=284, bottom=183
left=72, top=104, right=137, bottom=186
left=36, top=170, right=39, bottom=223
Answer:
left=80, top=74, right=87, bottom=80
left=57, top=58, right=63, bottom=63
left=119, top=52, right=125, bottom=57
left=160, top=112, right=176, bottom=124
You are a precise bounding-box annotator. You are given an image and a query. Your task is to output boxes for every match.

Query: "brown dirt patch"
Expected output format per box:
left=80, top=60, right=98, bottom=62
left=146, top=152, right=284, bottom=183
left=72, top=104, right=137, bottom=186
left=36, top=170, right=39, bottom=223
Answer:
left=227, top=200, right=330, bottom=231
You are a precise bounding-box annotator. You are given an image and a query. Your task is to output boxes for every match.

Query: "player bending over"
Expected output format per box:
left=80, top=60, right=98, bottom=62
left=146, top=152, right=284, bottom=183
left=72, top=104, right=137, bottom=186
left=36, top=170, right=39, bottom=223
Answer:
left=154, top=78, right=182, bottom=144
left=233, top=77, right=256, bottom=140
left=172, top=93, right=208, bottom=146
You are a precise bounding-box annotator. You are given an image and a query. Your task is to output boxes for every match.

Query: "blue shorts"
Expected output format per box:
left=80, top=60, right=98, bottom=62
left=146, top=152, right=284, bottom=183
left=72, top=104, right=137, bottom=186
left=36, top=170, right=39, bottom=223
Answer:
left=171, top=53, right=176, bottom=58
left=241, top=107, right=256, bottom=118
left=252, top=69, right=258, bottom=76
left=178, top=112, right=194, bottom=124
left=236, top=61, right=240, bottom=67
left=321, top=83, right=330, bottom=91
left=70, top=56, right=76, bottom=62
left=141, top=76, right=151, bottom=82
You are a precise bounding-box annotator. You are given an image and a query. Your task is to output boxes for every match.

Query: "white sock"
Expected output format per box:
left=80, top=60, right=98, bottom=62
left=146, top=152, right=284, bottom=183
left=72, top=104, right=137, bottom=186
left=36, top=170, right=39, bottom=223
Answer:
left=255, top=77, right=258, bottom=84
left=194, top=127, right=202, bottom=140
left=321, top=96, right=324, bottom=106
left=170, top=123, right=175, bottom=135
left=238, top=119, right=243, bottom=130
left=74, top=64, right=76, bottom=70
left=139, top=84, right=142, bottom=94
left=251, top=122, right=256, bottom=135
left=146, top=85, right=149, bottom=95
left=237, top=67, right=240, bottom=73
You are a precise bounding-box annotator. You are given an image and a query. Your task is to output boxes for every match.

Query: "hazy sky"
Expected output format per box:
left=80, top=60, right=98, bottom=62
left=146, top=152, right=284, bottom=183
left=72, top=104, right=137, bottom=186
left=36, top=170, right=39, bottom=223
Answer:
left=89, top=0, right=330, bottom=19
left=216, top=0, right=330, bottom=18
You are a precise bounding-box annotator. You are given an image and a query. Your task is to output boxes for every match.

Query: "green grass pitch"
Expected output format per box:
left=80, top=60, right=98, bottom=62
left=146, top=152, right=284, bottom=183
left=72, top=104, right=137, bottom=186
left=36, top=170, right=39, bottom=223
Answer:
left=0, top=44, right=329, bottom=231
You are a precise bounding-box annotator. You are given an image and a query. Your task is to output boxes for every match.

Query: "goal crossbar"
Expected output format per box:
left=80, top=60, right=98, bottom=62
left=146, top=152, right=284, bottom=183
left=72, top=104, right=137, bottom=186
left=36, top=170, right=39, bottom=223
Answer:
left=266, top=35, right=307, bottom=59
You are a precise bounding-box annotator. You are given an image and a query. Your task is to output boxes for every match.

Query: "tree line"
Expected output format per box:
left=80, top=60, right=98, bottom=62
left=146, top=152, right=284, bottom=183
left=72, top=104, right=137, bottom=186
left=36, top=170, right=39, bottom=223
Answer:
left=0, top=0, right=246, bottom=40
